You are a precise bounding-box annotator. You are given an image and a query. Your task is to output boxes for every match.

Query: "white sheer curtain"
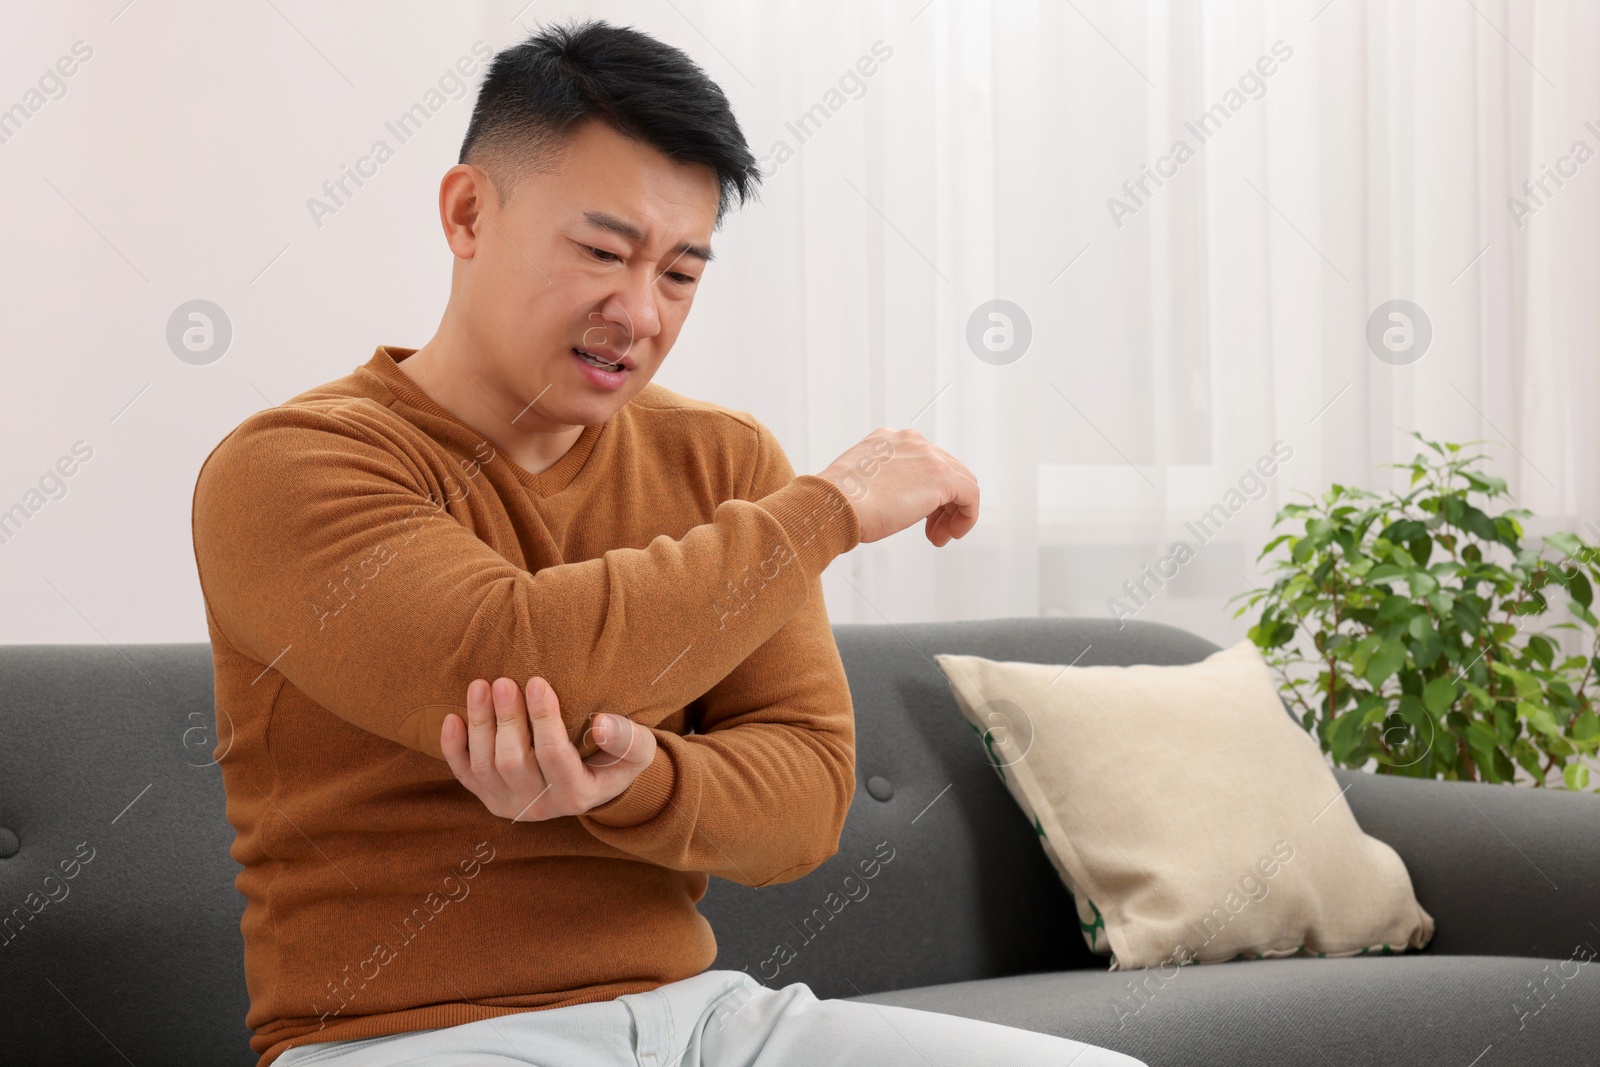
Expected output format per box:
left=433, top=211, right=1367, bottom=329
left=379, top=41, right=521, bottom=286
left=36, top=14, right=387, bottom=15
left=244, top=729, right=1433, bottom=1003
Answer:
left=666, top=0, right=1600, bottom=647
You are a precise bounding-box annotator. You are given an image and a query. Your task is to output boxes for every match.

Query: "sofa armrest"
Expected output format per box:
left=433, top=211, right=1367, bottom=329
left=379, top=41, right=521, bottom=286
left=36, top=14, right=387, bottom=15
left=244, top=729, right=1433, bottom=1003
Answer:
left=1334, top=766, right=1600, bottom=961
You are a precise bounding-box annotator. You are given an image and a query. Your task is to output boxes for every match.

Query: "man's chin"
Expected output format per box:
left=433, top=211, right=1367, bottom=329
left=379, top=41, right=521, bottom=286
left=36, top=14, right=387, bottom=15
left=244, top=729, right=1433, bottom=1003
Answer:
left=544, top=382, right=642, bottom=427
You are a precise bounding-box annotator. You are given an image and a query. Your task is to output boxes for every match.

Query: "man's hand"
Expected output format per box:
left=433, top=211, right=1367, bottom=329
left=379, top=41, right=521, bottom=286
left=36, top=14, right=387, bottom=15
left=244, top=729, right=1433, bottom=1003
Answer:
left=440, top=676, right=658, bottom=821
left=816, top=427, right=979, bottom=546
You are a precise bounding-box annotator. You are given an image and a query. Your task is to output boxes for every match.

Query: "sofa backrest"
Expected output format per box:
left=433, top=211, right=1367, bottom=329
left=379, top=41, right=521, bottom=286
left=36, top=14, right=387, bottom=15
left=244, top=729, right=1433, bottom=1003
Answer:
left=0, top=618, right=1219, bottom=1064
left=0, top=641, right=252, bottom=1065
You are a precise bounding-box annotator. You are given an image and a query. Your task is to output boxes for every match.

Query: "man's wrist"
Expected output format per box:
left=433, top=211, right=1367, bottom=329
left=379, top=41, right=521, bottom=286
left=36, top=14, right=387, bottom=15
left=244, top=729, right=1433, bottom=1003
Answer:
left=581, top=742, right=676, bottom=828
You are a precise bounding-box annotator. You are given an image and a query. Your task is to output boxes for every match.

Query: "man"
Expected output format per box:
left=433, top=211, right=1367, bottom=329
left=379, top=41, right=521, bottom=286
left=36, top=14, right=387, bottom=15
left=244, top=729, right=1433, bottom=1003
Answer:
left=191, top=18, right=1144, bottom=1067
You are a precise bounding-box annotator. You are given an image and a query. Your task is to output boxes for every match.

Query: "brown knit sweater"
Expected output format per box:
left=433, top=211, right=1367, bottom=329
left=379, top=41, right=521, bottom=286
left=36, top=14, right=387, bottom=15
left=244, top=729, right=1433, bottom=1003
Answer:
left=189, top=346, right=862, bottom=1066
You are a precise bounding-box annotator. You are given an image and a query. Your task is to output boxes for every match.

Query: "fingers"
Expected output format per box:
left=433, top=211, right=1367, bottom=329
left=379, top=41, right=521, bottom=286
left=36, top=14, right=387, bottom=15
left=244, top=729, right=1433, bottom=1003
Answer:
left=941, top=474, right=980, bottom=539
left=446, top=676, right=659, bottom=821
left=441, top=709, right=471, bottom=781
left=525, top=677, right=587, bottom=795
left=925, top=490, right=978, bottom=546
left=911, top=436, right=978, bottom=546
left=491, top=676, right=538, bottom=790
left=443, top=679, right=499, bottom=807
left=934, top=448, right=980, bottom=540
left=467, top=678, right=501, bottom=780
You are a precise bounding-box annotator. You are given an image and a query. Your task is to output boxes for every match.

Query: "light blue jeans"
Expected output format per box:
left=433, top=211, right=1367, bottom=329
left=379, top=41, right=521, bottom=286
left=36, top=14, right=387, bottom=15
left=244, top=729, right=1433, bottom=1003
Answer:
left=273, top=969, right=1147, bottom=1067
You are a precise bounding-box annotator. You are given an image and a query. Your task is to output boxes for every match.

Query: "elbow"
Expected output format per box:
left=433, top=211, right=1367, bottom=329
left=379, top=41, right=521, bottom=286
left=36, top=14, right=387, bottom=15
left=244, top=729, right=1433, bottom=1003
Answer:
left=743, top=754, right=854, bottom=889
left=745, top=844, right=838, bottom=888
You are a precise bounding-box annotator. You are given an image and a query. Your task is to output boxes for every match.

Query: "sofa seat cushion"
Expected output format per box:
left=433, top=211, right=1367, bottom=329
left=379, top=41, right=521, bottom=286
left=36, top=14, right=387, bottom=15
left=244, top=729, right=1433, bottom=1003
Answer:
left=845, top=954, right=1597, bottom=1067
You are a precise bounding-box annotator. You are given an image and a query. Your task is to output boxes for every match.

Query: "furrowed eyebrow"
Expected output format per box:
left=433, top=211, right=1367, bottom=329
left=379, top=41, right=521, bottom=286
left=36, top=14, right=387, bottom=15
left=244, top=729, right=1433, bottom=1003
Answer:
left=582, top=210, right=714, bottom=264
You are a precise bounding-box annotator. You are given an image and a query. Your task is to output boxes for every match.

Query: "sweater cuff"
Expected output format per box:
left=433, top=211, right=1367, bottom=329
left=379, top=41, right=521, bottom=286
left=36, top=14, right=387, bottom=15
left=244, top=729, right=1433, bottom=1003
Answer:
left=754, top=474, right=861, bottom=581
left=581, top=741, right=677, bottom=828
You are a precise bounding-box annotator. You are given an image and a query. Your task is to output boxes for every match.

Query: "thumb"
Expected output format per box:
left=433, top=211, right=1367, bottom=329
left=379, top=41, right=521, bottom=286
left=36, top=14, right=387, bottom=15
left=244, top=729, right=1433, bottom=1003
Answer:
left=587, top=714, right=654, bottom=768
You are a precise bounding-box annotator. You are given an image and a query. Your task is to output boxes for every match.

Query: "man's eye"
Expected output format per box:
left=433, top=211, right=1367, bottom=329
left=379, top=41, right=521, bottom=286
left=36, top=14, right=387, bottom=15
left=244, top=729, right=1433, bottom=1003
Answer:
left=667, top=272, right=697, bottom=285
left=588, top=247, right=621, bottom=263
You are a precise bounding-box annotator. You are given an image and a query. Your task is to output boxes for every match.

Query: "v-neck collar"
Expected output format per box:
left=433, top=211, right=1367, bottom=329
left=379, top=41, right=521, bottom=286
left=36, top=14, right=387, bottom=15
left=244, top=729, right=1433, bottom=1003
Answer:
left=363, top=345, right=606, bottom=497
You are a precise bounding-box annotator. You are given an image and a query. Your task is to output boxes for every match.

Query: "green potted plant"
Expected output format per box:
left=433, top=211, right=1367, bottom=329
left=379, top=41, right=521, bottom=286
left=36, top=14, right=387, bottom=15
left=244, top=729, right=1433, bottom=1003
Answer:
left=1234, top=432, right=1600, bottom=790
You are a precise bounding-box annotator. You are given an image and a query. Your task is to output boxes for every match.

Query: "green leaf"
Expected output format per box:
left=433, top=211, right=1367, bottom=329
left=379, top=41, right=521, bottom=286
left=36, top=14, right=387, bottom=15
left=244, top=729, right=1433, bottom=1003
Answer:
left=1329, top=709, right=1368, bottom=764
left=1257, top=534, right=1293, bottom=560
left=1366, top=640, right=1407, bottom=689
left=1378, top=594, right=1414, bottom=623
left=1563, top=762, right=1590, bottom=791
left=1569, top=571, right=1593, bottom=609
left=1396, top=694, right=1429, bottom=731
left=1466, top=722, right=1501, bottom=767
left=1423, top=677, right=1458, bottom=716
left=1407, top=570, right=1440, bottom=597
left=1545, top=531, right=1585, bottom=557
left=1350, top=635, right=1383, bottom=677
left=1574, top=711, right=1600, bottom=743
left=1412, top=630, right=1444, bottom=670
left=1514, top=744, right=1547, bottom=781
left=1524, top=704, right=1563, bottom=739
left=1358, top=699, right=1390, bottom=729
left=1492, top=662, right=1542, bottom=699
left=1527, top=634, right=1555, bottom=669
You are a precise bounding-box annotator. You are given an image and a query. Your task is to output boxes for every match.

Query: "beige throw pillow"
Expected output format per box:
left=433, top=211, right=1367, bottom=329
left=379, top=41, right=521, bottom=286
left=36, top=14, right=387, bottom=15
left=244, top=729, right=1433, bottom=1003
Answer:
left=934, top=640, right=1435, bottom=971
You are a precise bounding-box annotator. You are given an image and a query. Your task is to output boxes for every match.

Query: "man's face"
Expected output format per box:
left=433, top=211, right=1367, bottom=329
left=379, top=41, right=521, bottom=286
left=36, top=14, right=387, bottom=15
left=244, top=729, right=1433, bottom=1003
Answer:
left=454, top=118, right=720, bottom=429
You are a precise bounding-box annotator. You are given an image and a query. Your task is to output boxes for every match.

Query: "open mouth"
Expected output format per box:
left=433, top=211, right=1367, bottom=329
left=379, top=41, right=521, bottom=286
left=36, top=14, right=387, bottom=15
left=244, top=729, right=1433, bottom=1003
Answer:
left=573, top=347, right=625, bottom=372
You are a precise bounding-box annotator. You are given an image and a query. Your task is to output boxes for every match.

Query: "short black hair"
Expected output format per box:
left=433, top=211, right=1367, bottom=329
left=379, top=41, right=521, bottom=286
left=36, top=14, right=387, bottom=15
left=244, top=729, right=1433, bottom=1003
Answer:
left=459, top=18, right=761, bottom=228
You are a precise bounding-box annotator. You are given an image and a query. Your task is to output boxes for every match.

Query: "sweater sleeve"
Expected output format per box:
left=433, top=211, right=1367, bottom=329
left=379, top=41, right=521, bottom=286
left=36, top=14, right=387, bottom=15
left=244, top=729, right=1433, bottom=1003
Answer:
left=189, top=403, right=860, bottom=763
left=576, top=424, right=856, bottom=887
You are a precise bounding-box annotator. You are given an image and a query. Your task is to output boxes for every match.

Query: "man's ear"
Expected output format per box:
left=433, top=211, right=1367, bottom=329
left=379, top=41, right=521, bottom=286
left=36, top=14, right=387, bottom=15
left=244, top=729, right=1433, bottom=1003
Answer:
left=438, top=163, right=490, bottom=259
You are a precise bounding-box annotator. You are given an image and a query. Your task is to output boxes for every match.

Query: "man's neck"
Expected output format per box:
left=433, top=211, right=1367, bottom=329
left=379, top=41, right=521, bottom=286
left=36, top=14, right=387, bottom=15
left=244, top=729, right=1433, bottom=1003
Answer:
left=397, top=341, right=585, bottom=477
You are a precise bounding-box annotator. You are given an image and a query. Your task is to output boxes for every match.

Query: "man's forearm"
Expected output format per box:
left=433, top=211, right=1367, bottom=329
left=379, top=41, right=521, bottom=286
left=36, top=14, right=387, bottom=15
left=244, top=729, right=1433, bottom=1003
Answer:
left=577, top=723, right=854, bottom=886
left=576, top=583, right=857, bottom=886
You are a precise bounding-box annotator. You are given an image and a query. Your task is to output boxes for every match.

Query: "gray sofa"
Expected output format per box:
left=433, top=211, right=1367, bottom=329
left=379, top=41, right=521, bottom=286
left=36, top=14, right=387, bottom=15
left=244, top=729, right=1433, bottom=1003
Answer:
left=3, top=618, right=1597, bottom=1066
